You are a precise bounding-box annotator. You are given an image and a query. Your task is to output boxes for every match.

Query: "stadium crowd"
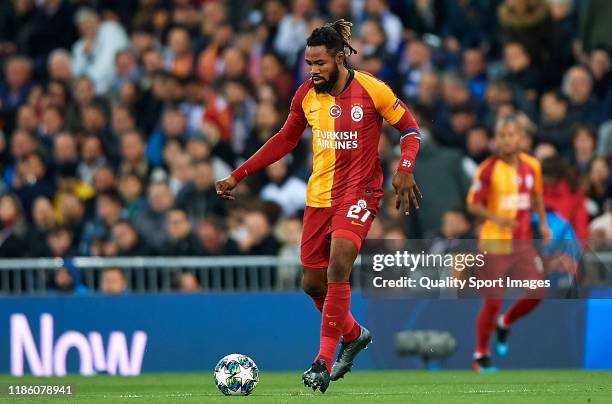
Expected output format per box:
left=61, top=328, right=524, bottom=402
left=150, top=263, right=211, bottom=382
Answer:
left=0, top=0, right=611, bottom=292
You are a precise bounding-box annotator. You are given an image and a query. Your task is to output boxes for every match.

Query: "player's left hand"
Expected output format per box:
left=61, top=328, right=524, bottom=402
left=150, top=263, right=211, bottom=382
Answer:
left=539, top=223, right=552, bottom=241
left=392, top=171, right=422, bottom=215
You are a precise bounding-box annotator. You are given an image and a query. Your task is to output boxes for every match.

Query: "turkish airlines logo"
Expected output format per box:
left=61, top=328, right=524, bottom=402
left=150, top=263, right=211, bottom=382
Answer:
left=329, top=104, right=342, bottom=119
left=351, top=105, right=363, bottom=122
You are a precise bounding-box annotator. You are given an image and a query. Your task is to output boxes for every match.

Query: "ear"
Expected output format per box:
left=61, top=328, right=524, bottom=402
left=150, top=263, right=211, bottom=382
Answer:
left=336, top=50, right=345, bottom=65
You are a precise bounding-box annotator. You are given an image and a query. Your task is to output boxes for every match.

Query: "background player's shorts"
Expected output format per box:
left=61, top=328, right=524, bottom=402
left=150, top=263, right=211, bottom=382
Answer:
left=477, top=242, right=544, bottom=298
left=300, top=196, right=380, bottom=269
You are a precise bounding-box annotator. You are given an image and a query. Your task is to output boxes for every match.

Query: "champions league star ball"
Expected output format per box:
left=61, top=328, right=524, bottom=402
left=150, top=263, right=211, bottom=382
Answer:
left=214, top=354, right=259, bottom=396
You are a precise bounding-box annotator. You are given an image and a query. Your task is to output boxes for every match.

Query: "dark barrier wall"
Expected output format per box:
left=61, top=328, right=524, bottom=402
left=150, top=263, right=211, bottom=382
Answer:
left=0, top=293, right=594, bottom=375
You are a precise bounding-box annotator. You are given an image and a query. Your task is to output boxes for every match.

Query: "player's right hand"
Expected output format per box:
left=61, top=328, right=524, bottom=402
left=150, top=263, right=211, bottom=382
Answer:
left=215, top=175, right=238, bottom=200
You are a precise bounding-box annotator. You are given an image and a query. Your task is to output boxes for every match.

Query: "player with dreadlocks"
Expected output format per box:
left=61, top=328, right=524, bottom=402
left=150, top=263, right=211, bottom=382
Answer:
left=215, top=19, right=423, bottom=392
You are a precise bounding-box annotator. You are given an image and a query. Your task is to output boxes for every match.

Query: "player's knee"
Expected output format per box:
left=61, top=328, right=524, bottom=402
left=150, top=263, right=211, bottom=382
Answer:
left=327, top=258, right=352, bottom=282
left=302, top=281, right=326, bottom=297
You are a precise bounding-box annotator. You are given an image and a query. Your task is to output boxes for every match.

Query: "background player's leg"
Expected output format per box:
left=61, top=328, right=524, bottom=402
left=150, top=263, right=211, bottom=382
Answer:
left=501, top=298, right=542, bottom=326
left=303, top=266, right=361, bottom=342
left=315, top=237, right=358, bottom=371
left=475, top=298, right=503, bottom=356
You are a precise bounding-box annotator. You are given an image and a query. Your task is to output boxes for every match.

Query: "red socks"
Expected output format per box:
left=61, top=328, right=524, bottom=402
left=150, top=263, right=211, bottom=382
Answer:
left=502, top=298, right=542, bottom=326
left=310, top=292, right=361, bottom=343
left=475, top=298, right=502, bottom=356
left=315, top=282, right=351, bottom=371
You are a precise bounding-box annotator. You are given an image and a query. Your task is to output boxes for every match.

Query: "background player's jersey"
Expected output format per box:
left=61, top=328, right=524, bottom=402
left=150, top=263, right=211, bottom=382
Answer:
left=467, top=153, right=542, bottom=240
left=298, top=70, right=420, bottom=207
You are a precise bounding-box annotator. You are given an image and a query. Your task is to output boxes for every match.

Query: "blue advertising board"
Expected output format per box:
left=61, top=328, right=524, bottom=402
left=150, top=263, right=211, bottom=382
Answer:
left=0, top=293, right=592, bottom=375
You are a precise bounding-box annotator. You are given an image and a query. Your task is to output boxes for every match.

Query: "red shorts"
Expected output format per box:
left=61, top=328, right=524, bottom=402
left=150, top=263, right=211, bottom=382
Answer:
left=477, top=243, right=544, bottom=297
left=300, top=197, right=380, bottom=269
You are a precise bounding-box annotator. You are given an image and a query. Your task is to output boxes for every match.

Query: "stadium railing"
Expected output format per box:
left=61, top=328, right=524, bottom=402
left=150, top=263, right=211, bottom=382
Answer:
left=0, top=252, right=610, bottom=296
left=0, top=256, right=364, bottom=295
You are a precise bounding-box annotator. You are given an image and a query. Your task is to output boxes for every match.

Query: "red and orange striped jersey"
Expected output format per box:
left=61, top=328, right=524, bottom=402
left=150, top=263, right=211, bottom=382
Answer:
left=467, top=153, right=543, bottom=240
left=232, top=70, right=421, bottom=208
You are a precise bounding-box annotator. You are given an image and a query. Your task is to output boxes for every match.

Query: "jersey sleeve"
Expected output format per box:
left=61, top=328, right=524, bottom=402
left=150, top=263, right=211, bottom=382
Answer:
left=532, top=159, right=543, bottom=194
left=231, top=82, right=309, bottom=181
left=467, top=160, right=494, bottom=206
left=368, top=78, right=421, bottom=173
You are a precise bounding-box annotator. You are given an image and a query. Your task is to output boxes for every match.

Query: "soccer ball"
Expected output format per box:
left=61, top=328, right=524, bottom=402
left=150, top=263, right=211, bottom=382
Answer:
left=214, top=354, right=259, bottom=396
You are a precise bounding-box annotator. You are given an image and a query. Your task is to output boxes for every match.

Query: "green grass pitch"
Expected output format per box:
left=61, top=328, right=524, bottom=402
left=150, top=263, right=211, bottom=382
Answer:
left=1, top=370, right=611, bottom=403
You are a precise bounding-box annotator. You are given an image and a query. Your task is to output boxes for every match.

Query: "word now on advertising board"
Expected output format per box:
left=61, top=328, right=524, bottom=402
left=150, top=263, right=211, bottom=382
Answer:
left=0, top=293, right=608, bottom=375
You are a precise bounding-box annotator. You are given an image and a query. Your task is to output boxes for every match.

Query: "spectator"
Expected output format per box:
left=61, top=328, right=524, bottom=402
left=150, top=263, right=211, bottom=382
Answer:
left=577, top=0, right=612, bottom=55
left=13, top=152, right=55, bottom=220
left=541, top=156, right=589, bottom=241
left=589, top=46, right=612, bottom=104
left=78, top=135, right=107, bottom=185
left=163, top=208, right=200, bottom=256
left=175, top=272, right=201, bottom=292
left=463, top=48, right=488, bottom=100
left=572, top=124, right=598, bottom=174
left=164, top=27, right=194, bottom=78
left=0, top=193, right=29, bottom=257
left=498, top=0, right=555, bottom=67
left=589, top=199, right=612, bottom=242
left=111, top=219, right=151, bottom=256
left=223, top=78, right=257, bottom=158
left=562, top=66, right=602, bottom=125
left=260, top=157, right=307, bottom=217
left=101, top=267, right=127, bottom=294
left=30, top=195, right=55, bottom=252
left=276, top=216, right=302, bottom=288
left=57, top=192, right=85, bottom=251
left=119, top=130, right=149, bottom=179
left=273, top=0, right=314, bottom=67
left=45, top=225, right=75, bottom=257
left=465, top=126, right=491, bottom=165
left=399, top=39, right=433, bottom=100
left=80, top=190, right=125, bottom=255
left=27, top=0, right=77, bottom=66
left=146, top=107, right=188, bottom=166
left=585, top=157, right=611, bottom=216
left=351, top=19, right=393, bottom=79
left=168, top=153, right=194, bottom=196
left=502, top=42, right=543, bottom=101
left=537, top=90, right=575, bottom=155
left=0, top=56, right=33, bottom=134
left=363, top=0, right=403, bottom=53
left=71, top=8, right=129, bottom=94
left=92, top=165, right=117, bottom=194
left=233, top=209, right=281, bottom=255
left=134, top=181, right=174, bottom=253
left=118, top=173, right=145, bottom=219
left=176, top=159, right=225, bottom=221
left=47, top=49, right=73, bottom=84
left=197, top=216, right=240, bottom=256
left=49, top=261, right=87, bottom=295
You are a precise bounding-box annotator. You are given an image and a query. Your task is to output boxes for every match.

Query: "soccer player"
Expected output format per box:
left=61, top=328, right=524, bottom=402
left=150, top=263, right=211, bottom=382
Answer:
left=467, top=114, right=551, bottom=372
left=215, top=20, right=422, bottom=392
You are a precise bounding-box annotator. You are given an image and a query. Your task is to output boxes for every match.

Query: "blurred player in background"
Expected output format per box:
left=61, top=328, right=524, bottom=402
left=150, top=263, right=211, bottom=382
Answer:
left=467, top=114, right=551, bottom=372
left=216, top=19, right=422, bottom=392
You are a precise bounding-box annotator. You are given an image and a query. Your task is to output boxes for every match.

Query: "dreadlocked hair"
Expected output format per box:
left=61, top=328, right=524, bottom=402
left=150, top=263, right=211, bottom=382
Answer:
left=306, top=19, right=357, bottom=66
